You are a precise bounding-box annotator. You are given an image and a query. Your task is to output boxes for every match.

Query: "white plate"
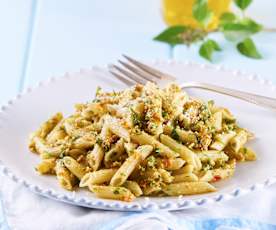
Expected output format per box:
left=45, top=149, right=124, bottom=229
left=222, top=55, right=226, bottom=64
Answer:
left=1, top=61, right=276, bottom=211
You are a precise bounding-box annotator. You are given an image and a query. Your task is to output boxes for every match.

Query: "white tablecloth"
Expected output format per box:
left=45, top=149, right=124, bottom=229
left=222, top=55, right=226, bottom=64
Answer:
left=1, top=172, right=276, bottom=230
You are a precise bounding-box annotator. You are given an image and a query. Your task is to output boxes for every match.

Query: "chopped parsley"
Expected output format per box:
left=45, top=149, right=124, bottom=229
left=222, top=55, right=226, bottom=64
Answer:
left=162, top=110, right=168, bottom=118
left=171, top=128, right=180, bottom=141
left=113, top=188, right=120, bottom=195
left=96, top=137, right=103, bottom=146
left=147, top=156, right=156, bottom=168
left=154, top=148, right=161, bottom=156
left=130, top=108, right=143, bottom=128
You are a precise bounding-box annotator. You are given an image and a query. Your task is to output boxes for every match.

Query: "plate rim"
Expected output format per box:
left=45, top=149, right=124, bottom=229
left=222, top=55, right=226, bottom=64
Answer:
left=1, top=60, right=276, bottom=211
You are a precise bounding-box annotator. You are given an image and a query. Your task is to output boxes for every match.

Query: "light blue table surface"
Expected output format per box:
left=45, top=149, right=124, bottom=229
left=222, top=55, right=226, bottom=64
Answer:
left=1, top=0, right=276, bottom=229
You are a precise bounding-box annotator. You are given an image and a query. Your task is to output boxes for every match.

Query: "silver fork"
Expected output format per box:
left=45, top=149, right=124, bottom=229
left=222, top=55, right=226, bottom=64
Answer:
left=109, top=55, right=276, bottom=110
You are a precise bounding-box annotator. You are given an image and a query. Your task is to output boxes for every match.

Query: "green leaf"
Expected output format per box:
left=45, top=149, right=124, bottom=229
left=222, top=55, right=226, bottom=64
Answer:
left=199, top=39, right=221, bottom=61
left=153, top=26, right=188, bottom=46
left=192, top=0, right=213, bottom=28
left=220, top=12, right=237, bottom=24
left=220, top=18, right=262, bottom=42
left=234, top=0, right=252, bottom=10
left=237, top=38, right=262, bottom=59
left=154, top=26, right=207, bottom=46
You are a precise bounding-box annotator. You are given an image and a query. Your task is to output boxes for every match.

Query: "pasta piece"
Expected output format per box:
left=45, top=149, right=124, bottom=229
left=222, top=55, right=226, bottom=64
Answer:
left=131, top=132, right=179, bottom=158
left=163, top=126, right=197, bottom=145
left=193, top=154, right=202, bottom=171
left=212, top=107, right=235, bottom=121
left=34, top=137, right=65, bottom=159
left=239, top=147, right=257, bottom=161
left=123, top=180, right=143, bottom=197
left=110, top=145, right=153, bottom=186
left=63, top=156, right=87, bottom=179
left=162, top=182, right=216, bottom=196
left=158, top=158, right=185, bottom=170
left=124, top=142, right=138, bottom=156
left=143, top=184, right=162, bottom=196
left=210, top=131, right=236, bottom=151
left=229, top=130, right=248, bottom=153
left=55, top=160, right=77, bottom=191
left=87, top=144, right=104, bottom=171
left=29, top=113, right=63, bottom=152
left=198, top=170, right=213, bottom=182
left=46, top=120, right=67, bottom=143
left=159, top=134, right=195, bottom=166
left=196, top=150, right=229, bottom=164
left=225, top=130, right=248, bottom=160
left=144, top=94, right=163, bottom=136
left=89, top=185, right=135, bottom=202
left=106, top=116, right=130, bottom=142
left=110, top=152, right=141, bottom=186
left=173, top=173, right=198, bottom=183
left=104, top=139, right=125, bottom=167
left=80, top=168, right=118, bottom=187
left=67, top=148, right=87, bottom=159
left=64, top=117, right=85, bottom=137
left=211, top=161, right=236, bottom=182
left=210, top=111, right=222, bottom=131
left=81, top=102, right=106, bottom=118
left=172, top=164, right=194, bottom=175
left=158, top=169, right=174, bottom=183
left=71, top=134, right=96, bottom=149
left=36, top=158, right=56, bottom=174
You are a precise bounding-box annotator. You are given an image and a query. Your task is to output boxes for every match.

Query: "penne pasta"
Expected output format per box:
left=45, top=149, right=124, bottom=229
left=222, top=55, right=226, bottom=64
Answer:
left=36, top=158, right=56, bottom=174
left=87, top=144, right=104, bottom=171
left=162, top=182, right=216, bottom=196
left=173, top=173, right=198, bottom=183
left=63, top=156, right=87, bottom=180
left=55, top=160, right=77, bottom=191
left=131, top=131, right=179, bottom=158
left=172, top=164, right=194, bottom=175
left=159, top=134, right=195, bottom=166
left=158, top=169, right=174, bottom=183
left=29, top=82, right=256, bottom=201
left=89, top=185, right=135, bottom=202
left=34, top=137, right=65, bottom=159
left=158, top=158, right=185, bottom=170
left=110, top=145, right=153, bottom=186
left=80, top=168, right=118, bottom=187
left=123, top=180, right=143, bottom=197
left=239, top=147, right=257, bottom=161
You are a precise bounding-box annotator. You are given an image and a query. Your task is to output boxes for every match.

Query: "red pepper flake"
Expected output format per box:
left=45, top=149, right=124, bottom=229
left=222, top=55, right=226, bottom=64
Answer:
left=213, top=175, right=221, bottom=182
left=162, top=158, right=171, bottom=168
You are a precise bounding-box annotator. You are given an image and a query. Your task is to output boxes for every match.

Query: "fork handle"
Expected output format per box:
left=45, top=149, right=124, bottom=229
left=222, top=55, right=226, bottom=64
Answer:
left=181, top=82, right=276, bottom=110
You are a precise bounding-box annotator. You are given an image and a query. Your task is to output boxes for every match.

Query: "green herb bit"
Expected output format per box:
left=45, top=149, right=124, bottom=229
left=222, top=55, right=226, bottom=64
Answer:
left=154, top=148, right=161, bottom=156
left=147, top=156, right=156, bottom=168
left=171, top=128, right=180, bottom=141
left=199, top=39, right=221, bottom=61
left=113, top=187, right=120, bottom=195
left=96, top=137, right=103, bottom=146
left=130, top=108, right=143, bottom=128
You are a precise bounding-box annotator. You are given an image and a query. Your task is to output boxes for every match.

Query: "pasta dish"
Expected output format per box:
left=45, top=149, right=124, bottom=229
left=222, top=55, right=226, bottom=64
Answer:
left=28, top=82, right=256, bottom=202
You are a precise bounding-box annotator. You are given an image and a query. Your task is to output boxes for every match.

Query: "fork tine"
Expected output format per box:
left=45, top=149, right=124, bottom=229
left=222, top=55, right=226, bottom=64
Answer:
left=109, top=70, right=135, bottom=86
left=123, top=55, right=175, bottom=81
left=110, top=64, right=146, bottom=85
left=118, top=60, right=157, bottom=84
